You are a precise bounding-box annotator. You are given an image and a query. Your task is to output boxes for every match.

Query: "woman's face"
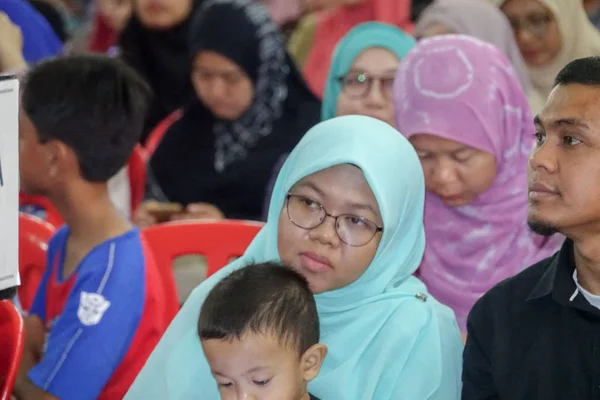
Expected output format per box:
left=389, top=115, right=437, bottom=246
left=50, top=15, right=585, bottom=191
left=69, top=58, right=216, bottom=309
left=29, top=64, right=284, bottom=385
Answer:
left=416, top=22, right=456, bottom=40
left=135, top=0, right=193, bottom=30
left=277, top=164, right=383, bottom=294
left=192, top=51, right=255, bottom=120
left=410, top=134, right=497, bottom=207
left=335, top=47, right=399, bottom=127
left=502, top=0, right=562, bottom=67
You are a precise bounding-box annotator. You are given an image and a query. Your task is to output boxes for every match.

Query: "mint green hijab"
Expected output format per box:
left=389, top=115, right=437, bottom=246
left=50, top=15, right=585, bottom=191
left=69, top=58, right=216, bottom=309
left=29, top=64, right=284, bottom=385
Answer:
left=125, top=116, right=462, bottom=400
left=321, top=22, right=416, bottom=121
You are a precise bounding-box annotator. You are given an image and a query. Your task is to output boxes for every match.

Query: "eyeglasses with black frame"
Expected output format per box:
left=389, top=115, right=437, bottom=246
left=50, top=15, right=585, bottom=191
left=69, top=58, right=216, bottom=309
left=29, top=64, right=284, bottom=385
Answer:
left=337, top=72, right=396, bottom=100
left=286, top=194, right=383, bottom=247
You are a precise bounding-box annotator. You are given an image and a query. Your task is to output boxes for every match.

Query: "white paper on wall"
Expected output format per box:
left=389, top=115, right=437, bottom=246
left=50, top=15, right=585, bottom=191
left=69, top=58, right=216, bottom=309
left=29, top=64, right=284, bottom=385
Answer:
left=0, top=75, right=20, bottom=291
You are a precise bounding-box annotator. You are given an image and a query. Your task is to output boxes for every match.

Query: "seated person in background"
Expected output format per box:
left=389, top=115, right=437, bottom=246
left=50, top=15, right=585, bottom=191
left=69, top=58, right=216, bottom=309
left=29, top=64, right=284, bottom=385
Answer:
left=119, top=0, right=200, bottom=143
left=393, top=35, right=563, bottom=335
left=134, top=0, right=320, bottom=224
left=414, top=0, right=539, bottom=113
left=14, top=54, right=170, bottom=400
left=301, top=0, right=414, bottom=98
left=497, top=0, right=600, bottom=114
left=264, top=21, right=415, bottom=219
left=198, top=262, right=327, bottom=400
left=0, top=0, right=62, bottom=69
left=463, top=56, right=600, bottom=399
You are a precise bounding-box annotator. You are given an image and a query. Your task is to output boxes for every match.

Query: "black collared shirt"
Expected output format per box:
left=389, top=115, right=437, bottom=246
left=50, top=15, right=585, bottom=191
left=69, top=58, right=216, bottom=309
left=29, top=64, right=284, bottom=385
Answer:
left=462, top=239, right=600, bottom=400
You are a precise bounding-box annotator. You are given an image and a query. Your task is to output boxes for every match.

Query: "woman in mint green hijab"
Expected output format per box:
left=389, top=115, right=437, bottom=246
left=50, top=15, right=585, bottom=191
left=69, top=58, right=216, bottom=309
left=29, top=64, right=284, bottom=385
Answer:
left=321, top=22, right=416, bottom=124
left=126, top=115, right=462, bottom=399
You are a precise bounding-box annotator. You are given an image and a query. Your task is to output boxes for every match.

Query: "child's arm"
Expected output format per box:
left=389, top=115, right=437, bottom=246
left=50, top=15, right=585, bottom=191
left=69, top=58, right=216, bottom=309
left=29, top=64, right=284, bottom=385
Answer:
left=15, top=317, right=58, bottom=400
left=14, top=375, right=58, bottom=400
left=14, top=255, right=58, bottom=400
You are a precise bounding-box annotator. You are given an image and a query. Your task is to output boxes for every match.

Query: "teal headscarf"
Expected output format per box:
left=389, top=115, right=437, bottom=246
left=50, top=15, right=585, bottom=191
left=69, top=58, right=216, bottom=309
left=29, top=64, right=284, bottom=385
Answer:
left=321, top=22, right=416, bottom=121
left=125, top=116, right=462, bottom=400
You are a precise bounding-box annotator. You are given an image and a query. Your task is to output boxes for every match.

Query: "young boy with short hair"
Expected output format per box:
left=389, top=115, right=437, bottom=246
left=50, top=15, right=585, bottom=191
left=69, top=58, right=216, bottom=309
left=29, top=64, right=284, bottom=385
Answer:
left=198, top=262, right=327, bottom=400
left=15, top=54, right=170, bottom=400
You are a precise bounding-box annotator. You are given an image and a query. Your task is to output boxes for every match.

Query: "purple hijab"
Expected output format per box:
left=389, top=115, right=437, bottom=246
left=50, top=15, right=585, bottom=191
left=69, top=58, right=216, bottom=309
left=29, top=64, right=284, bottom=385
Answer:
left=393, top=35, right=563, bottom=332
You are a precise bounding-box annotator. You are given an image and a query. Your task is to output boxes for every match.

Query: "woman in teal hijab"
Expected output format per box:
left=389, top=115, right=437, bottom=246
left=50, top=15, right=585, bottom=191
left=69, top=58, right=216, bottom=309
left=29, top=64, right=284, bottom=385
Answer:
left=321, top=22, right=416, bottom=123
left=263, top=22, right=415, bottom=218
left=126, top=115, right=462, bottom=399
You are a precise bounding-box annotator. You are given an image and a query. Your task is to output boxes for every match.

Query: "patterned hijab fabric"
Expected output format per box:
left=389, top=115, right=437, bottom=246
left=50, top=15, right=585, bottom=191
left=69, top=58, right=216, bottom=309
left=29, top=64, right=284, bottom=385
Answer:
left=394, top=35, right=564, bottom=332
left=415, top=0, right=534, bottom=107
left=189, top=0, right=290, bottom=172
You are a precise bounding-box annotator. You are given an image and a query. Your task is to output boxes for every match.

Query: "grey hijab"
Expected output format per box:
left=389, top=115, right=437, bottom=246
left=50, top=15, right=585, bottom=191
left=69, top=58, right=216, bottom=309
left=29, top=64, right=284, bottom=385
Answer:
left=416, top=0, right=533, bottom=96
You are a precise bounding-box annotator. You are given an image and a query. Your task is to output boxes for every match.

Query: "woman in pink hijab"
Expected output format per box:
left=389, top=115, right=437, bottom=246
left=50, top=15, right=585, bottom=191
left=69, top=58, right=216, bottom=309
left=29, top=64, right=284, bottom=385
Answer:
left=303, top=0, right=413, bottom=97
left=393, top=35, right=563, bottom=333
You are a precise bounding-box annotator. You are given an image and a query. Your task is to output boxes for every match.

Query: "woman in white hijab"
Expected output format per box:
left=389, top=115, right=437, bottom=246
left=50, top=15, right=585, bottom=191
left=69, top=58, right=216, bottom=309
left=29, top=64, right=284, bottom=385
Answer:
left=495, top=0, right=600, bottom=113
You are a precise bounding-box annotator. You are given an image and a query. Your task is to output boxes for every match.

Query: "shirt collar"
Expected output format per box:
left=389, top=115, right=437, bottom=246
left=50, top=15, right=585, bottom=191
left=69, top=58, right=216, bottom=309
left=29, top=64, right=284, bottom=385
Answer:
left=527, top=238, right=575, bottom=303
left=528, top=238, right=600, bottom=317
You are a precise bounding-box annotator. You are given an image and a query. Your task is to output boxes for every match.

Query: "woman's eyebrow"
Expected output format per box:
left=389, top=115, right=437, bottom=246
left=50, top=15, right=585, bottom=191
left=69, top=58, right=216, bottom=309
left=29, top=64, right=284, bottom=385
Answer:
left=294, top=181, right=325, bottom=197
left=347, top=201, right=379, bottom=217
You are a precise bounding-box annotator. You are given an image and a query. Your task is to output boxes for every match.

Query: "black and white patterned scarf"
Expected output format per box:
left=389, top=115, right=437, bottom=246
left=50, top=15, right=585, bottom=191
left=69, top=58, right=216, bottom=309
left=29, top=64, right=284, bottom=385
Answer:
left=193, top=0, right=290, bottom=172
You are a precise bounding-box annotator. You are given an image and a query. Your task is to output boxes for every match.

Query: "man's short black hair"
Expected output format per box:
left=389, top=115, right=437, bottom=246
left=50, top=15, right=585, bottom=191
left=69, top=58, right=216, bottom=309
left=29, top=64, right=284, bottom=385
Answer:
left=198, top=262, right=320, bottom=355
left=554, top=56, right=600, bottom=88
left=22, top=54, right=151, bottom=182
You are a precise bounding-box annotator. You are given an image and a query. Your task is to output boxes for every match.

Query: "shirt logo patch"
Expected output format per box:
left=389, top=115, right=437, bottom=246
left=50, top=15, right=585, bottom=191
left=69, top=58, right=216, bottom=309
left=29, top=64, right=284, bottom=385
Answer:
left=77, top=292, right=111, bottom=326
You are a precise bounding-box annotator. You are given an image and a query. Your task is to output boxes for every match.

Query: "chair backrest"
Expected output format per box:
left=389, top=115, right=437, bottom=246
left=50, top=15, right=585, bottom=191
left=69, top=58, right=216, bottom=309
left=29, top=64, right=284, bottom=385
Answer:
left=18, top=213, right=56, bottom=312
left=144, top=108, right=183, bottom=158
left=18, top=193, right=63, bottom=228
left=143, top=219, right=263, bottom=281
left=127, top=145, right=147, bottom=215
left=0, top=300, right=25, bottom=400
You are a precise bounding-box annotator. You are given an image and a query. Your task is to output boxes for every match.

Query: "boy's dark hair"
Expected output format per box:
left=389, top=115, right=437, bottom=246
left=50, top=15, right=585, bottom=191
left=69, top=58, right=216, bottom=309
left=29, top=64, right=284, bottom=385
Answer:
left=554, top=56, right=600, bottom=88
left=22, top=54, right=151, bottom=182
left=198, top=262, right=319, bottom=355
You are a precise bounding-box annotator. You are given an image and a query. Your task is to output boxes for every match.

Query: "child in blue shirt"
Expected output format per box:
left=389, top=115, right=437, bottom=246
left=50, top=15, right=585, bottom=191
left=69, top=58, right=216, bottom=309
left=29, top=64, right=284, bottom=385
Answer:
left=15, top=54, right=170, bottom=400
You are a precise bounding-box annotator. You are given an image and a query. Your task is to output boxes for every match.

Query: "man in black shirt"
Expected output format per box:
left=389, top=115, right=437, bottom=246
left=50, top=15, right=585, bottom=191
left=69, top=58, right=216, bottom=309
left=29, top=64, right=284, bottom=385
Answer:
left=463, top=56, right=600, bottom=400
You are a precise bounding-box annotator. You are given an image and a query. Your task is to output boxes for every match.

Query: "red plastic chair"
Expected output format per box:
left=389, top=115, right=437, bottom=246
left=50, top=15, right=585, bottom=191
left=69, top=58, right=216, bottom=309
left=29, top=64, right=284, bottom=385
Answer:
left=18, top=193, right=63, bottom=228
left=144, top=109, right=183, bottom=158
left=128, top=145, right=147, bottom=214
left=18, top=213, right=56, bottom=312
left=0, top=300, right=25, bottom=400
left=143, top=219, right=263, bottom=281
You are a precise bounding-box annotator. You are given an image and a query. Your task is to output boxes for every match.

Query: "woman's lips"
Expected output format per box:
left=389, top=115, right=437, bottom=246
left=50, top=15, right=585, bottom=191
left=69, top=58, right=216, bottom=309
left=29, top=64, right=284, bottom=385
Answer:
left=300, top=252, right=333, bottom=273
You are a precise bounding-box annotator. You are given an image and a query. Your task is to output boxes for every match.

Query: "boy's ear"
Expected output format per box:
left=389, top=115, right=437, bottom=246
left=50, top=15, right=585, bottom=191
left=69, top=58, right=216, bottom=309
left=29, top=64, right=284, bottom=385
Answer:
left=301, top=343, right=328, bottom=382
left=45, top=140, right=76, bottom=179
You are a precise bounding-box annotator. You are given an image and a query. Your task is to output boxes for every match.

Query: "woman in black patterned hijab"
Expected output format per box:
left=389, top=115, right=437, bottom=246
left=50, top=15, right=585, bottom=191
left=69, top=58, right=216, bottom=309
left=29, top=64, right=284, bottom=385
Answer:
left=135, top=0, right=320, bottom=224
